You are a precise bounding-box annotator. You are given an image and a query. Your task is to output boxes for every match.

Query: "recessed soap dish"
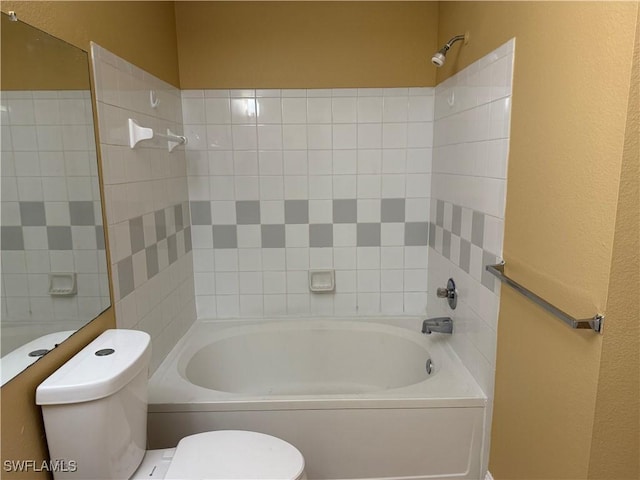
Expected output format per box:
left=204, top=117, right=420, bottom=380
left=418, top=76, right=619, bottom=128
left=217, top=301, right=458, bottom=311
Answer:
left=48, top=273, right=77, bottom=296
left=309, top=270, right=335, bottom=293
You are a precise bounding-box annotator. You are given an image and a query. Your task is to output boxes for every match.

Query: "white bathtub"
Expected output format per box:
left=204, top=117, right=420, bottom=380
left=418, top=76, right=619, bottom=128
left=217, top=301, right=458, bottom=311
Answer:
left=148, top=317, right=487, bottom=480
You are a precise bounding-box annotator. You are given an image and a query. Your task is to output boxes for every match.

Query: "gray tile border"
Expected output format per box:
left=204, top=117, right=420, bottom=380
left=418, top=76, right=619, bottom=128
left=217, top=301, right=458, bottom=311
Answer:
left=184, top=226, right=192, bottom=252
left=481, top=250, right=497, bottom=291
left=155, top=210, right=166, bottom=241
left=428, top=198, right=505, bottom=293
left=284, top=200, right=309, bottom=224
left=1, top=226, right=24, bottom=250
left=471, top=211, right=485, bottom=247
left=309, top=224, right=333, bottom=247
left=19, top=201, right=46, bottom=226
left=451, top=205, right=462, bottom=236
left=381, top=198, right=405, bottom=223
left=405, top=222, right=429, bottom=246
left=47, top=226, right=72, bottom=250
left=261, top=224, right=286, bottom=248
left=182, top=201, right=191, bottom=226
left=333, top=199, right=357, bottom=223
left=442, top=230, right=451, bottom=258
left=145, top=244, right=159, bottom=278
left=165, top=207, right=176, bottom=236
left=436, top=200, right=444, bottom=227
left=212, top=225, right=238, bottom=249
left=175, top=204, right=184, bottom=231
left=190, top=201, right=212, bottom=225
left=129, top=216, right=145, bottom=254
left=459, top=238, right=471, bottom=273
left=117, top=256, right=134, bottom=299
left=357, top=223, right=381, bottom=247
left=96, top=226, right=105, bottom=250
left=167, top=233, right=178, bottom=264
left=69, top=201, right=95, bottom=226
left=236, top=200, right=261, bottom=225
left=428, top=222, right=435, bottom=248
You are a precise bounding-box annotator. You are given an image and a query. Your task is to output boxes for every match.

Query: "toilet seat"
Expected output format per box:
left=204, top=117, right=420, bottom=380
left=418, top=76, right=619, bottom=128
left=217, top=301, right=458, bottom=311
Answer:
left=161, top=430, right=305, bottom=480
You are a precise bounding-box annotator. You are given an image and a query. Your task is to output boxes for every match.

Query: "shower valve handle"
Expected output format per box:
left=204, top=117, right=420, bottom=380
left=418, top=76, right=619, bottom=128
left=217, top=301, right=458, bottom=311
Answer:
left=436, top=287, right=451, bottom=298
left=436, top=278, right=457, bottom=310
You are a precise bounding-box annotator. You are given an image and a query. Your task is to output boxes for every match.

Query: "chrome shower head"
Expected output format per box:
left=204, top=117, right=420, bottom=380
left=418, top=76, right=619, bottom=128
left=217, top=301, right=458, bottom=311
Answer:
left=431, top=34, right=467, bottom=67
left=431, top=49, right=447, bottom=67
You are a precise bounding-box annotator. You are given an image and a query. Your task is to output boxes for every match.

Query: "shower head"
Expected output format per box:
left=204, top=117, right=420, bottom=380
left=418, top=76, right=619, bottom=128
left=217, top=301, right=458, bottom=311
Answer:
left=431, top=34, right=467, bottom=67
left=431, top=50, right=447, bottom=67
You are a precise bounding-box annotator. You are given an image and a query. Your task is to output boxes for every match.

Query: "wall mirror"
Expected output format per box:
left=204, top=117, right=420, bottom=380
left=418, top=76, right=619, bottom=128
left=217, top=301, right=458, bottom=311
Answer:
left=0, top=12, right=110, bottom=385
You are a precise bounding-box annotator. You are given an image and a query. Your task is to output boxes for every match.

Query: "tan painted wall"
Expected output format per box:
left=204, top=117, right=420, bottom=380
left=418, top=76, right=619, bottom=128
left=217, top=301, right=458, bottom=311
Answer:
left=0, top=1, right=180, bottom=87
left=175, top=1, right=439, bottom=89
left=588, top=9, right=640, bottom=479
left=436, top=2, right=639, bottom=478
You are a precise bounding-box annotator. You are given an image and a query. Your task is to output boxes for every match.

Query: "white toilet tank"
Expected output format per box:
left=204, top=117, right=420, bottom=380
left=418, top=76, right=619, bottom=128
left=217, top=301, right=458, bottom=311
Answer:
left=36, top=330, right=152, bottom=480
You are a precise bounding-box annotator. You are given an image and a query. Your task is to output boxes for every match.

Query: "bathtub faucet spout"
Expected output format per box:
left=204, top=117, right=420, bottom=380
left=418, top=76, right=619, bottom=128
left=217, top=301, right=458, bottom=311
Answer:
left=421, top=317, right=453, bottom=335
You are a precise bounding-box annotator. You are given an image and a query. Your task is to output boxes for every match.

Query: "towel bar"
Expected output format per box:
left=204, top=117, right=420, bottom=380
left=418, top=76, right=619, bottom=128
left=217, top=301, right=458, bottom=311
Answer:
left=486, top=263, right=603, bottom=334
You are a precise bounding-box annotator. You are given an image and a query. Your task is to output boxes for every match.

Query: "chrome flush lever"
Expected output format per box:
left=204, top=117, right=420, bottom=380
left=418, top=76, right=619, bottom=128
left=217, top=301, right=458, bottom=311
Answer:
left=436, top=278, right=457, bottom=310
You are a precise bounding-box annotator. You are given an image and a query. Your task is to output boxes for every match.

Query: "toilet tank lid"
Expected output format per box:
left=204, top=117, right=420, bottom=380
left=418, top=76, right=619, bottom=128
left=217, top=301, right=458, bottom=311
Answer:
left=36, top=329, right=151, bottom=405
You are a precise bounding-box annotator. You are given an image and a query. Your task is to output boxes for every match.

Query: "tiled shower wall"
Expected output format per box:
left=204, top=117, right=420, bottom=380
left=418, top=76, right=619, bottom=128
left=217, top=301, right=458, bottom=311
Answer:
left=91, top=44, right=196, bottom=371
left=0, top=90, right=109, bottom=331
left=428, top=38, right=513, bottom=396
left=427, top=39, right=514, bottom=472
left=182, top=88, right=434, bottom=318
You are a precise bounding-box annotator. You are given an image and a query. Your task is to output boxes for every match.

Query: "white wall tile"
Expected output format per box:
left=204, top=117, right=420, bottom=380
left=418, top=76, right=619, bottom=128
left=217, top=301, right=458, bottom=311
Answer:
left=307, top=98, right=332, bottom=124
left=332, top=98, right=357, bottom=123
left=307, top=124, right=332, bottom=150
left=185, top=87, right=436, bottom=321
left=282, top=98, right=307, bottom=124
left=257, top=98, right=282, bottom=124
left=357, top=97, right=383, bottom=123
left=257, top=125, right=283, bottom=150
left=309, top=248, right=333, bottom=269
left=283, top=124, right=307, bottom=150
left=357, top=123, right=382, bottom=149
left=333, top=151, right=357, bottom=175
left=259, top=151, right=284, bottom=175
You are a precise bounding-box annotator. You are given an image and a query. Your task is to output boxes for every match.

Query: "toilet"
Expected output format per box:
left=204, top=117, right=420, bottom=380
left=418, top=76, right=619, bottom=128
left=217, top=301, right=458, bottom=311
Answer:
left=35, top=329, right=306, bottom=480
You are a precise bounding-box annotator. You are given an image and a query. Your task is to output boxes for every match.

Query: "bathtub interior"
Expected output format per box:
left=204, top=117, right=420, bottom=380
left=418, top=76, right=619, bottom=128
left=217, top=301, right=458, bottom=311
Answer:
left=184, top=323, right=432, bottom=395
left=149, top=316, right=486, bottom=405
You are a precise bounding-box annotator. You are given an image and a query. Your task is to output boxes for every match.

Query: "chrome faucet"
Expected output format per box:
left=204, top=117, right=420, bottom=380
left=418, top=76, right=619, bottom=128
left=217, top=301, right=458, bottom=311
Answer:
left=421, top=317, right=453, bottom=335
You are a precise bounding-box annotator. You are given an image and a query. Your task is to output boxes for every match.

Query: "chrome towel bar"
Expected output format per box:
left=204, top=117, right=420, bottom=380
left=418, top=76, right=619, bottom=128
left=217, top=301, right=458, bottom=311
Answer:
left=486, top=263, right=604, bottom=334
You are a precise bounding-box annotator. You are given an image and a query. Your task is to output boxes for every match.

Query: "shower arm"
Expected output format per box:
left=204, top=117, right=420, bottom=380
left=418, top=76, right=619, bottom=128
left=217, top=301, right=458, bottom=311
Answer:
left=441, top=35, right=466, bottom=53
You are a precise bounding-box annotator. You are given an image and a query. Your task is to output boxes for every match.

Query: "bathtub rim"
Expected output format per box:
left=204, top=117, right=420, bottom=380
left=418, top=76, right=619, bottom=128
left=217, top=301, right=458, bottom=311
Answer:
left=149, top=316, right=487, bottom=412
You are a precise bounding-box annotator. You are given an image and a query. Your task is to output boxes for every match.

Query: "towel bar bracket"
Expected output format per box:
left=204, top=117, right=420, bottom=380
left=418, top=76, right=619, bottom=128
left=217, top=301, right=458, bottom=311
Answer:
left=486, top=262, right=604, bottom=334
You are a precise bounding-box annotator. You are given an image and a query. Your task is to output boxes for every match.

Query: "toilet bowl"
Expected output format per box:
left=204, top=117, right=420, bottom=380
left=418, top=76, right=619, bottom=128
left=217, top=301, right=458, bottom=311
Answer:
left=36, top=330, right=306, bottom=480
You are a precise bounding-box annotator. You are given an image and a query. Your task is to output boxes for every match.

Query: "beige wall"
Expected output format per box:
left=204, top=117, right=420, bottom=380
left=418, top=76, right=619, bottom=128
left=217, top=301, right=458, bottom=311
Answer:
left=436, top=2, right=639, bottom=478
left=0, top=1, right=180, bottom=87
left=175, top=1, right=439, bottom=89
left=588, top=8, right=640, bottom=478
